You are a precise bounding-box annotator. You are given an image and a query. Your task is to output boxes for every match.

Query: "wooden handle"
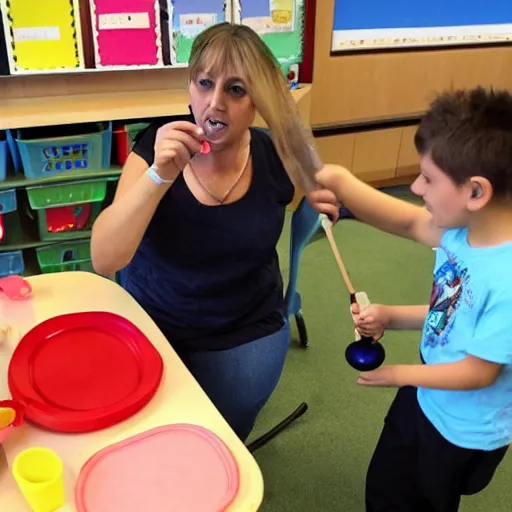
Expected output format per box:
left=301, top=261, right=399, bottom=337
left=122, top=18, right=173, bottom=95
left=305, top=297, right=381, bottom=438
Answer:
left=322, top=220, right=355, bottom=295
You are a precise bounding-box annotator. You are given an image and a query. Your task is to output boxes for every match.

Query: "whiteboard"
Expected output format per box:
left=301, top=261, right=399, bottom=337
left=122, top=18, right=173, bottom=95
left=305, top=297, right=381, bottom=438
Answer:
left=331, top=1, right=512, bottom=52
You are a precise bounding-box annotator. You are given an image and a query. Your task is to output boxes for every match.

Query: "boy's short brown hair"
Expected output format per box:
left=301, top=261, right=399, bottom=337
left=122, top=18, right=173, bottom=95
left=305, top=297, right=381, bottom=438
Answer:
left=414, top=87, right=512, bottom=197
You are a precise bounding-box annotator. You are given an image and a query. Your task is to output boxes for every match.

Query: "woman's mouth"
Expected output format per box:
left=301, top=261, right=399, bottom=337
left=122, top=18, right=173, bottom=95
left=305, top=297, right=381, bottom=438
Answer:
left=204, top=118, right=228, bottom=139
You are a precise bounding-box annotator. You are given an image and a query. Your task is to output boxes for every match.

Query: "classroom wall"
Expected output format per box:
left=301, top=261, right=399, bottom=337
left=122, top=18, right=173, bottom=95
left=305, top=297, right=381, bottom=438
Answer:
left=315, top=125, right=419, bottom=184
left=311, top=0, right=512, bottom=184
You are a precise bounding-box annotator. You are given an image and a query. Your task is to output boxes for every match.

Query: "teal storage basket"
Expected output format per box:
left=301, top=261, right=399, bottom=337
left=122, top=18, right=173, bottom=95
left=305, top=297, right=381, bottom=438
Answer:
left=13, top=122, right=112, bottom=180
left=0, top=189, right=16, bottom=214
left=0, top=250, right=24, bottom=277
left=6, top=129, right=22, bottom=174
left=0, top=132, right=7, bottom=182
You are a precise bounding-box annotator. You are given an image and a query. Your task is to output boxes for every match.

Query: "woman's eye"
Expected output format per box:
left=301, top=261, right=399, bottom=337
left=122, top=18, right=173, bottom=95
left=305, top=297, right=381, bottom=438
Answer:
left=198, top=79, right=213, bottom=89
left=230, top=85, right=246, bottom=97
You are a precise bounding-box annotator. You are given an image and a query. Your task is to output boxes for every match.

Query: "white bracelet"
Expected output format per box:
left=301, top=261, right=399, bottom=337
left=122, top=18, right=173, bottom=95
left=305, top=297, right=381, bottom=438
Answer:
left=146, top=165, right=175, bottom=185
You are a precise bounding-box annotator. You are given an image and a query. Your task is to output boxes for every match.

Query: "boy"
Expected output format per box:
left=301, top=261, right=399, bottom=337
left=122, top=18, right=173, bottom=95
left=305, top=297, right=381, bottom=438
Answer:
left=316, top=87, right=512, bottom=511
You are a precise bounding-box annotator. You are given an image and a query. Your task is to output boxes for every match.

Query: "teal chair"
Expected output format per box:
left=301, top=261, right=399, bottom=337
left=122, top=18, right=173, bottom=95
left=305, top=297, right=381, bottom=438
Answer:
left=247, top=195, right=321, bottom=451
left=117, top=195, right=322, bottom=450
left=285, top=195, right=323, bottom=347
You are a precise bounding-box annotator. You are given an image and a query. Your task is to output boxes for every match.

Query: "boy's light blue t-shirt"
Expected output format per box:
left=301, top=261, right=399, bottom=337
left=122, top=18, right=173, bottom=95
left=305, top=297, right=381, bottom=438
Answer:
left=418, top=227, right=512, bottom=451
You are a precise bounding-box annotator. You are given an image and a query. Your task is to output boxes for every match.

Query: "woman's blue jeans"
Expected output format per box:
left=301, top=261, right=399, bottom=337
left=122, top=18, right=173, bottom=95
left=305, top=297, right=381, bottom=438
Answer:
left=179, top=322, right=291, bottom=442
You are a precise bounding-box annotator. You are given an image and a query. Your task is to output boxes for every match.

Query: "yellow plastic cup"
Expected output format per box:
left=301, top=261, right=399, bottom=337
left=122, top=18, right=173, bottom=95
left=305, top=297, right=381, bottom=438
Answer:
left=12, top=447, right=65, bottom=512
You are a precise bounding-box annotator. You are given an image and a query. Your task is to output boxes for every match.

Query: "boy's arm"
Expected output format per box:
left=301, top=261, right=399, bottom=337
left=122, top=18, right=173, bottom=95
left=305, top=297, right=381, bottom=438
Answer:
left=395, top=356, right=502, bottom=390
left=359, top=356, right=502, bottom=390
left=386, top=305, right=429, bottom=330
left=383, top=292, right=512, bottom=390
left=316, top=165, right=444, bottom=248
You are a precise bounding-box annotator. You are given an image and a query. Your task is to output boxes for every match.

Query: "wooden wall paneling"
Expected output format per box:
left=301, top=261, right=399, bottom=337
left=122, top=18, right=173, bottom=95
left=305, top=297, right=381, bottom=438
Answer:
left=315, top=133, right=355, bottom=169
left=396, top=125, right=421, bottom=177
left=311, top=0, right=512, bottom=127
left=352, top=128, right=402, bottom=182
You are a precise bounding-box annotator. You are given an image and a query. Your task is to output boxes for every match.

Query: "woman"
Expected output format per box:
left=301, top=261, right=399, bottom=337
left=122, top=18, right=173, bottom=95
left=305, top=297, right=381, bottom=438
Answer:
left=91, top=22, right=338, bottom=441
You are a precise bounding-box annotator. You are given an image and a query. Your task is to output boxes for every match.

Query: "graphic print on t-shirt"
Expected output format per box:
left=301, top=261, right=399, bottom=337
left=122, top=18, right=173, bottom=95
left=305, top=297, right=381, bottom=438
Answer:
left=424, top=255, right=469, bottom=348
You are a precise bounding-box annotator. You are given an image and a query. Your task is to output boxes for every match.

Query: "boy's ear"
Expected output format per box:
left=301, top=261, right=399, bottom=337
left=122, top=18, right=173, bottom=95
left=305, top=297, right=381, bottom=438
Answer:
left=467, top=176, right=492, bottom=211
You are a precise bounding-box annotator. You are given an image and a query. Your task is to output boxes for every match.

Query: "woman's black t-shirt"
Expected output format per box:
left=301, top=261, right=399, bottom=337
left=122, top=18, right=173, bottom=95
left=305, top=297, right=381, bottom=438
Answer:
left=126, top=120, right=295, bottom=353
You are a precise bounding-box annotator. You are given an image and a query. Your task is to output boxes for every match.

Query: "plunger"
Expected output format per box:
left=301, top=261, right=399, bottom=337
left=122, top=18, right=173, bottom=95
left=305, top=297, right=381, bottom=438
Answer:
left=320, top=215, right=386, bottom=372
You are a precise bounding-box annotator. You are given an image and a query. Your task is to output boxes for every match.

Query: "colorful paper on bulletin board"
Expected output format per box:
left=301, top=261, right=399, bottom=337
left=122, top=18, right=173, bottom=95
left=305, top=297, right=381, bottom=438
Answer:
left=2, top=0, right=83, bottom=71
left=90, top=0, right=163, bottom=67
left=169, top=0, right=227, bottom=65
left=238, top=0, right=304, bottom=69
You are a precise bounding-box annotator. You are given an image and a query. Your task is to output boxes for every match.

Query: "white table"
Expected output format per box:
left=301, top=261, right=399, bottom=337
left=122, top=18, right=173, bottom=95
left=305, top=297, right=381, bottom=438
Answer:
left=0, top=271, right=264, bottom=511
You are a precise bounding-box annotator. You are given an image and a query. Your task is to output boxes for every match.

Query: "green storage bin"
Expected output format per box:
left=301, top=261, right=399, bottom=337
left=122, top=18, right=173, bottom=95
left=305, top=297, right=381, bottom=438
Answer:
left=26, top=178, right=108, bottom=242
left=36, top=240, right=93, bottom=273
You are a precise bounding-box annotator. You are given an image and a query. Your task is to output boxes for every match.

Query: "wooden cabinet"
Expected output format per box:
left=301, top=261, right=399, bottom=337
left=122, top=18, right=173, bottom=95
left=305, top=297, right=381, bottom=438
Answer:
left=315, top=133, right=355, bottom=169
left=352, top=128, right=402, bottom=182
left=314, top=126, right=419, bottom=184
left=396, top=126, right=420, bottom=177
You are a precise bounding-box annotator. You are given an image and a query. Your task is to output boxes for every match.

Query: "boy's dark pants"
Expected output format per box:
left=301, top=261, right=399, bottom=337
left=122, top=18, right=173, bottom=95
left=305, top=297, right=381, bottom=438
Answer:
left=366, top=386, right=508, bottom=512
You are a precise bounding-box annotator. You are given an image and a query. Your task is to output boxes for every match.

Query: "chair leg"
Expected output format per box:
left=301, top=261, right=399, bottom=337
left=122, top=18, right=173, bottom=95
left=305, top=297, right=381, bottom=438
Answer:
left=246, top=402, right=309, bottom=453
left=295, top=310, right=308, bottom=348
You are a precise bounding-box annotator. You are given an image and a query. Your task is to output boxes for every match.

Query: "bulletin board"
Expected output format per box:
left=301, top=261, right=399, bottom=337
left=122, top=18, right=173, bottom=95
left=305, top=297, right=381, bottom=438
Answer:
left=236, top=0, right=305, bottom=69
left=168, top=0, right=229, bottom=66
left=0, top=0, right=85, bottom=74
left=331, top=0, right=512, bottom=52
left=90, top=0, right=165, bottom=68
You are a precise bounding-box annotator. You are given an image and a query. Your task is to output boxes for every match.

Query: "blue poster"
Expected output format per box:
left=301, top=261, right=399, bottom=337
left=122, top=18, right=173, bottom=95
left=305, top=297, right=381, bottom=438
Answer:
left=331, top=0, right=512, bottom=52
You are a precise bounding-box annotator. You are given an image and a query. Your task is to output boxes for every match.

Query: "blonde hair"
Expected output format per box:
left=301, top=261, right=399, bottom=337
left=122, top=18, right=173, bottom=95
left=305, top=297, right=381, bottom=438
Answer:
left=189, top=23, right=322, bottom=192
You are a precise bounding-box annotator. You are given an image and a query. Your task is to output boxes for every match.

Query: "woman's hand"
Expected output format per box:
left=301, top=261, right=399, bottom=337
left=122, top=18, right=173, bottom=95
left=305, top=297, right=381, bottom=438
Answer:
left=306, top=188, right=340, bottom=222
left=351, top=303, right=390, bottom=341
left=154, top=121, right=204, bottom=180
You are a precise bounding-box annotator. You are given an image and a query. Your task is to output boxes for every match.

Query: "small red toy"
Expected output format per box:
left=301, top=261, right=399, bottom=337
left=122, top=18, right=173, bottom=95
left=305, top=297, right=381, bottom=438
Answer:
left=200, top=140, right=211, bottom=155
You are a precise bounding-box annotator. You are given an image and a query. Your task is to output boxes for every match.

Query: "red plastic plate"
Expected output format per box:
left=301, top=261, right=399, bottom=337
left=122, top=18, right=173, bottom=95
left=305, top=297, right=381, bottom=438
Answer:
left=75, top=424, right=240, bottom=512
left=8, top=312, right=163, bottom=433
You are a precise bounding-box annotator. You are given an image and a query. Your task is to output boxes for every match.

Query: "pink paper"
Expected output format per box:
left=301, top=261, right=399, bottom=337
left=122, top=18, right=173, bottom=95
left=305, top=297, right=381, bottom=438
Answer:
left=75, top=424, right=240, bottom=512
left=93, top=0, right=161, bottom=66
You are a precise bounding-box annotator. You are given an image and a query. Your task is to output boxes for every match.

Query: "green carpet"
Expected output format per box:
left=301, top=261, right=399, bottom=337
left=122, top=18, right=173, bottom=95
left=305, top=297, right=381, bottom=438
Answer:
left=248, top=200, right=511, bottom=511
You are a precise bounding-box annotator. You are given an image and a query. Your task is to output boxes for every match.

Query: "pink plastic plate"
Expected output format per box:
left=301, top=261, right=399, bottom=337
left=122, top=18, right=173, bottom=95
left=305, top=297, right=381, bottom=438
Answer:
left=0, top=276, right=32, bottom=300
left=75, top=424, right=240, bottom=512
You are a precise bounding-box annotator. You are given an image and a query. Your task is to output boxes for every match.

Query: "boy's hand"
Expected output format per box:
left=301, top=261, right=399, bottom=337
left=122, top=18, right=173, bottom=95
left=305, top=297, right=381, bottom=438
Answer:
left=306, top=188, right=340, bottom=222
left=315, top=164, right=349, bottom=190
left=351, top=303, right=390, bottom=341
left=357, top=365, right=401, bottom=387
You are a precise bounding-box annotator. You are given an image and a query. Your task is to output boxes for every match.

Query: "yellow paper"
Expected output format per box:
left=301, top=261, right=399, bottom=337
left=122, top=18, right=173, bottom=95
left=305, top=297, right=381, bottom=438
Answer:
left=7, top=0, right=81, bottom=70
left=270, top=0, right=293, bottom=25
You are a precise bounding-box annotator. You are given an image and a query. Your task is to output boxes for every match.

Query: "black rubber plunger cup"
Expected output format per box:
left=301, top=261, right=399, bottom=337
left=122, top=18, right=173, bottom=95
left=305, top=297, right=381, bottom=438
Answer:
left=345, top=335, right=386, bottom=372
